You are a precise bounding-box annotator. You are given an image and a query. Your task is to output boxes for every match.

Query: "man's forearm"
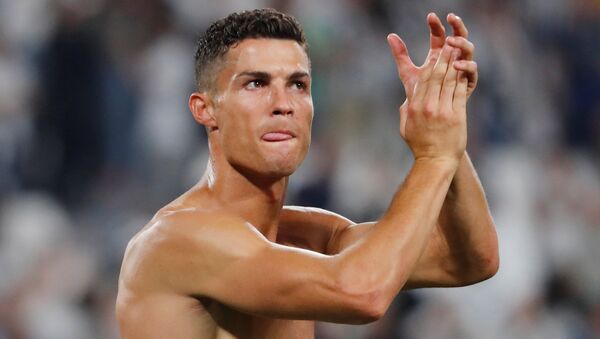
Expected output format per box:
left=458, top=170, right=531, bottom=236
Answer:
left=438, top=151, right=499, bottom=281
left=335, top=158, right=458, bottom=303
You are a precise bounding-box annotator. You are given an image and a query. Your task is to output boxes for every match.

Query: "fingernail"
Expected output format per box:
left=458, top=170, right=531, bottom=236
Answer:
left=447, top=37, right=456, bottom=43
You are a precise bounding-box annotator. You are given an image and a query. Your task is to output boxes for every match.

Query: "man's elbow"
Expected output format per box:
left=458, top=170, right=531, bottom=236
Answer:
left=466, top=220, right=500, bottom=281
left=474, top=249, right=499, bottom=282
left=481, top=225, right=500, bottom=279
left=333, top=276, right=390, bottom=324
left=452, top=252, right=498, bottom=287
left=349, top=289, right=389, bottom=324
left=470, top=238, right=500, bottom=283
left=454, top=233, right=499, bottom=285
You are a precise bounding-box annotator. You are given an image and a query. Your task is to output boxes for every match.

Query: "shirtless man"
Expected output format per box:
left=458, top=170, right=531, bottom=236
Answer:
left=116, top=8, right=498, bottom=339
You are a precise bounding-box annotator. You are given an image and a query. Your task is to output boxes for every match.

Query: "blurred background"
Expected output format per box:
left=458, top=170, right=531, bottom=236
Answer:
left=1, top=0, right=599, bottom=338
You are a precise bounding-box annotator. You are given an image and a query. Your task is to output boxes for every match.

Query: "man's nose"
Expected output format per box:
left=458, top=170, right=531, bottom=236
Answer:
left=271, top=86, right=293, bottom=116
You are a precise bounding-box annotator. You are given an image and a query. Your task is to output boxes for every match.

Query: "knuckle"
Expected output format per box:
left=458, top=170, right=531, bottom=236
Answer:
left=466, top=40, right=475, bottom=51
left=399, top=103, right=408, bottom=114
left=407, top=102, right=419, bottom=114
left=423, top=103, right=437, bottom=116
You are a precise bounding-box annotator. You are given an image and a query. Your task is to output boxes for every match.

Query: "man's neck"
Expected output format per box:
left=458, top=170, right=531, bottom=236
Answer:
left=197, top=158, right=288, bottom=241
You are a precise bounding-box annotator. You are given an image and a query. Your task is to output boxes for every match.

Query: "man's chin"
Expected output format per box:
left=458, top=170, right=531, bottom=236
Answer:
left=231, top=160, right=299, bottom=182
left=261, top=148, right=306, bottom=176
left=262, top=161, right=299, bottom=178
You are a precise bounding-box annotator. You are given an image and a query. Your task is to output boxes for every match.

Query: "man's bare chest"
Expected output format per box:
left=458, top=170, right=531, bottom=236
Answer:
left=200, top=297, right=315, bottom=339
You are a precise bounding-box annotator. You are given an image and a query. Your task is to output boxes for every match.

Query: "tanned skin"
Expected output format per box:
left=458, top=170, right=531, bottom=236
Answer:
left=116, top=13, right=498, bottom=339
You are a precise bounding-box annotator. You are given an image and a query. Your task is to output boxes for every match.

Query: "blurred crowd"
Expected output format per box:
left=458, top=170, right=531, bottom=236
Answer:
left=0, top=0, right=599, bottom=338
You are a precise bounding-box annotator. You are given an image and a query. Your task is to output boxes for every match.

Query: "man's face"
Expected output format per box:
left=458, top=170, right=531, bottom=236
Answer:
left=210, top=38, right=313, bottom=178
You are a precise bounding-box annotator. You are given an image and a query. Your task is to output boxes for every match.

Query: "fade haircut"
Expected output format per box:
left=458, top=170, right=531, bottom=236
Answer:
left=194, top=8, right=308, bottom=93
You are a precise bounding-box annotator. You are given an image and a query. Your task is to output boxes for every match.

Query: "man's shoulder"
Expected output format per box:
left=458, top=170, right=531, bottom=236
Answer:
left=120, top=208, right=259, bottom=289
left=155, top=207, right=245, bottom=229
left=138, top=207, right=253, bottom=250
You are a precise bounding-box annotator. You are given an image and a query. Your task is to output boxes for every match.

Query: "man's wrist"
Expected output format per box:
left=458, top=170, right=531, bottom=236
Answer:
left=412, top=156, right=460, bottom=186
left=414, top=155, right=461, bottom=172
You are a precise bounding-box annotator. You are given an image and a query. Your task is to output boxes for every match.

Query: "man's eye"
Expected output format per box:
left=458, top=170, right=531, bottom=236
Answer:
left=246, top=79, right=265, bottom=89
left=292, top=81, right=307, bottom=90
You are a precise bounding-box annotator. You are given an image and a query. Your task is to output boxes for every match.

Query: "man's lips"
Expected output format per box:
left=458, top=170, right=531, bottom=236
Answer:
left=262, top=131, right=295, bottom=142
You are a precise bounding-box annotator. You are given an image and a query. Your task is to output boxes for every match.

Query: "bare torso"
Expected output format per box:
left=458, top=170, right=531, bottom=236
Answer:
left=116, top=190, right=334, bottom=339
left=117, top=290, right=314, bottom=338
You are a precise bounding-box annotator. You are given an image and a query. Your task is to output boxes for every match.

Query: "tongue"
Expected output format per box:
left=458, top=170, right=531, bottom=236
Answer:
left=263, top=132, right=293, bottom=141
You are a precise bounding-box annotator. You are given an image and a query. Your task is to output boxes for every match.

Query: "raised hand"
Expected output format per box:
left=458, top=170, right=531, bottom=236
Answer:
left=401, top=41, right=468, bottom=164
left=387, top=13, right=477, bottom=139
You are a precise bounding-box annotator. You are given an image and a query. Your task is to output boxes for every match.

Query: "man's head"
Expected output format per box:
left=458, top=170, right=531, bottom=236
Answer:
left=194, top=8, right=308, bottom=93
left=190, top=9, right=313, bottom=180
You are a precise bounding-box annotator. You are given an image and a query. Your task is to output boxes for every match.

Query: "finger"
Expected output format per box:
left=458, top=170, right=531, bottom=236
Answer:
left=440, top=49, right=460, bottom=112
left=427, top=13, right=446, bottom=51
left=453, top=71, right=469, bottom=112
left=411, top=54, right=437, bottom=110
left=423, top=43, right=454, bottom=113
left=447, top=13, right=469, bottom=38
left=453, top=60, right=478, bottom=90
left=387, top=33, right=416, bottom=81
left=447, top=36, right=474, bottom=61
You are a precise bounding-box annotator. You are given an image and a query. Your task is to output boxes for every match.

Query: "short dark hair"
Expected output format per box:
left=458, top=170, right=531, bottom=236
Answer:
left=194, top=8, right=308, bottom=92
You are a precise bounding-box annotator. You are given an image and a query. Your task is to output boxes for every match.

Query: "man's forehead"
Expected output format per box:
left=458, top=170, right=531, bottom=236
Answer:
left=224, top=38, right=310, bottom=74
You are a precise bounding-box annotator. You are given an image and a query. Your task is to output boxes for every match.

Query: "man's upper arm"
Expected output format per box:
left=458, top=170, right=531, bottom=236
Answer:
left=280, top=206, right=355, bottom=254
left=279, top=206, right=379, bottom=257
left=146, top=210, right=381, bottom=324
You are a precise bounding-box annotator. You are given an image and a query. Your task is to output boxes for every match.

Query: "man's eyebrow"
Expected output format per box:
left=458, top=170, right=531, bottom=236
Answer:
left=289, top=71, right=310, bottom=80
left=235, top=71, right=270, bottom=79
left=235, top=71, right=310, bottom=80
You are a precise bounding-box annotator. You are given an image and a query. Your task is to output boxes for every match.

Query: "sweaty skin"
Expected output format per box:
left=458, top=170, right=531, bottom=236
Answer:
left=116, top=13, right=498, bottom=339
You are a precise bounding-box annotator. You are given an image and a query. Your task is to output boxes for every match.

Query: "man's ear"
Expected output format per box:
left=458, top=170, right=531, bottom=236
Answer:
left=189, top=92, right=217, bottom=129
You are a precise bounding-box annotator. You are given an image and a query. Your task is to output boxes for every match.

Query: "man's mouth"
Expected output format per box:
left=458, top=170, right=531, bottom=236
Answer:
left=261, top=131, right=295, bottom=142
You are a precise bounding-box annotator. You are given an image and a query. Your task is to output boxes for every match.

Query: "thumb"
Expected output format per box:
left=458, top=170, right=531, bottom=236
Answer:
left=399, top=100, right=408, bottom=139
left=387, top=33, right=415, bottom=82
